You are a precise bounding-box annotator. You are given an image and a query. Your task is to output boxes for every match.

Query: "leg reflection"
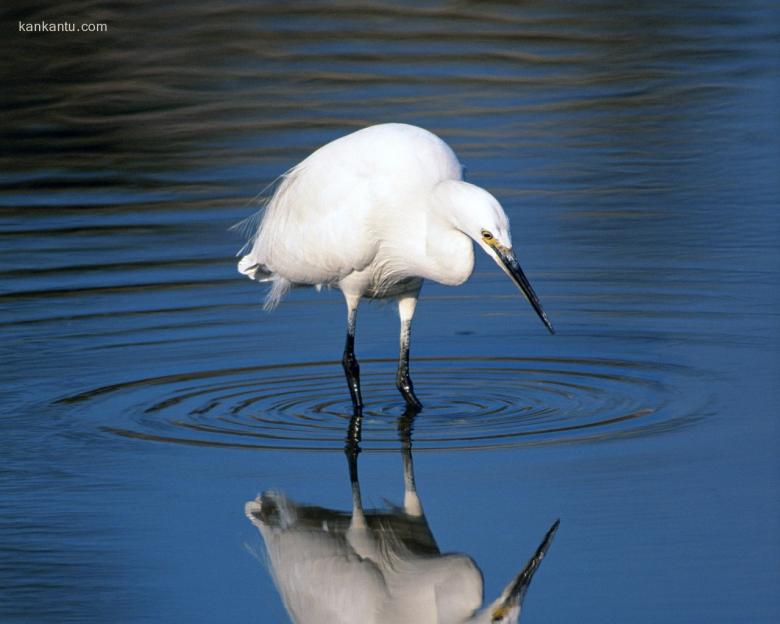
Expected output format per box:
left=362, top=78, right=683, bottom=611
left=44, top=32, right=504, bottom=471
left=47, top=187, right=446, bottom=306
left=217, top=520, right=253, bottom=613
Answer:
left=398, top=405, right=424, bottom=518
left=245, top=404, right=559, bottom=624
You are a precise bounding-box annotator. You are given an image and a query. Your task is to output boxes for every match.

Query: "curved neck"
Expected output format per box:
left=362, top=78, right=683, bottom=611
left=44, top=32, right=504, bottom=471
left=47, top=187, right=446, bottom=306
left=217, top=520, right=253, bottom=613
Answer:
left=424, top=184, right=475, bottom=286
left=431, top=179, right=474, bottom=233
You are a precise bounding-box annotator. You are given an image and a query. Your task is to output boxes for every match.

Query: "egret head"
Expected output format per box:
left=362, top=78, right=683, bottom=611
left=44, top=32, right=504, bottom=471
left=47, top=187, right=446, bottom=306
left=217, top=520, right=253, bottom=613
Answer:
left=468, top=519, right=560, bottom=624
left=436, top=180, right=554, bottom=334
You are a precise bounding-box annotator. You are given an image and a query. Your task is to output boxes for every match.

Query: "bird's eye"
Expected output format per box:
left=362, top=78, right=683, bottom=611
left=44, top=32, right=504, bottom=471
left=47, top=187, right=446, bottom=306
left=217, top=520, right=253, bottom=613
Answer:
left=481, top=230, right=494, bottom=241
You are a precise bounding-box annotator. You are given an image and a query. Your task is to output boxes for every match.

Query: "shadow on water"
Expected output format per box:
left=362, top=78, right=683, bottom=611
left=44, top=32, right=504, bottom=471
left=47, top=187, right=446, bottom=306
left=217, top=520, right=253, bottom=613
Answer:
left=245, top=409, right=559, bottom=623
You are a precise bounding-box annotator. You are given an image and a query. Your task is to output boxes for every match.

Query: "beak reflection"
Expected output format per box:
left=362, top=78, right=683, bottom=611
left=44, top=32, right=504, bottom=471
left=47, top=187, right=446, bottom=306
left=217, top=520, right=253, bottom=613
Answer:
left=245, top=409, right=560, bottom=624
left=494, top=518, right=560, bottom=617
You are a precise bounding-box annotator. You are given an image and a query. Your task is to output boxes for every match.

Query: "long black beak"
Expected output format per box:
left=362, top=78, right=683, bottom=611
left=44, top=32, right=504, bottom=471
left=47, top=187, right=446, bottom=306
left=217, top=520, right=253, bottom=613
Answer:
left=495, top=247, right=555, bottom=334
left=504, top=520, right=561, bottom=602
left=496, top=519, right=560, bottom=614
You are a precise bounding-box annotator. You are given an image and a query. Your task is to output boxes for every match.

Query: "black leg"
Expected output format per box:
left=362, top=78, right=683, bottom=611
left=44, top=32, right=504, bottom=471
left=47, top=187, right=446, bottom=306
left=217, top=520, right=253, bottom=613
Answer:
left=341, top=301, right=363, bottom=408
left=396, top=317, right=423, bottom=410
left=343, top=406, right=367, bottom=526
left=345, top=405, right=363, bottom=451
left=345, top=425, right=361, bottom=486
left=397, top=403, right=418, bottom=449
left=398, top=405, right=426, bottom=518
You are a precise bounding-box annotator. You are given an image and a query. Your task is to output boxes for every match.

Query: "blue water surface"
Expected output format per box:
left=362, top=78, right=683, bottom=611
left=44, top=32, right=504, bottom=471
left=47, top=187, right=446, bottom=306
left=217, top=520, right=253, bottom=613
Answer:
left=1, top=2, right=778, bottom=623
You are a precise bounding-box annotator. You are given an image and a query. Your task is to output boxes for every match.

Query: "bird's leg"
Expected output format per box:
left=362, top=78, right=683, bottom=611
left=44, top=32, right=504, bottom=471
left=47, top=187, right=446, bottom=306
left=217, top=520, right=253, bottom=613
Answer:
left=396, top=294, right=422, bottom=410
left=342, top=294, right=363, bottom=408
left=345, top=429, right=370, bottom=541
left=397, top=404, right=416, bottom=446
left=345, top=438, right=381, bottom=565
left=345, top=431, right=363, bottom=521
left=345, top=403, right=363, bottom=491
left=346, top=405, right=363, bottom=449
left=398, top=406, right=423, bottom=517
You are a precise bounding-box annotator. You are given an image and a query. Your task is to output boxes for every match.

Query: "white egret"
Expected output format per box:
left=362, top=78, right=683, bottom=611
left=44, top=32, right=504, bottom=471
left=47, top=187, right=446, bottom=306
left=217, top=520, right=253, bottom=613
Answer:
left=237, top=123, right=554, bottom=409
left=245, top=416, right=559, bottom=624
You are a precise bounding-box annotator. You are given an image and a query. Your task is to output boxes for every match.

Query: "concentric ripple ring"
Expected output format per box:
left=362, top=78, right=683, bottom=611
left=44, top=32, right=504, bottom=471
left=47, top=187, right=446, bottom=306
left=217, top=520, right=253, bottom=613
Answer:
left=56, top=356, right=707, bottom=452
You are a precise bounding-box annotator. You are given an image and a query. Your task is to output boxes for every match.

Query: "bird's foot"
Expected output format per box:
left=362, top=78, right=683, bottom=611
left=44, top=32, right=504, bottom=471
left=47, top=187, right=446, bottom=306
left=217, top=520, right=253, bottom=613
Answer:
left=396, top=376, right=423, bottom=411
left=348, top=390, right=364, bottom=410
left=346, top=406, right=363, bottom=449
left=342, top=353, right=364, bottom=408
left=397, top=403, right=419, bottom=448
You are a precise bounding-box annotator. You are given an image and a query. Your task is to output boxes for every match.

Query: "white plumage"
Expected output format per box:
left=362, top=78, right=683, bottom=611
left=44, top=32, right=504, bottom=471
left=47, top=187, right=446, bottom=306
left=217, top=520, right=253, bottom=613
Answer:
left=246, top=492, right=487, bottom=624
left=238, top=123, right=553, bottom=409
left=245, top=438, right=558, bottom=624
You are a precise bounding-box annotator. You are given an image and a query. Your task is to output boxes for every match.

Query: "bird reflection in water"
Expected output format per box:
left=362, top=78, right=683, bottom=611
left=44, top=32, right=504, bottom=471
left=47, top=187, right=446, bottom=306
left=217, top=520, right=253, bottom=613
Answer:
left=245, top=409, right=559, bottom=623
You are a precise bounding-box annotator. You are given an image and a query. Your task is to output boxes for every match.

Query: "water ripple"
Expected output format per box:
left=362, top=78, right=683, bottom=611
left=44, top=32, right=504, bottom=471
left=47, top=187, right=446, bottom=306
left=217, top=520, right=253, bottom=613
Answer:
left=57, top=356, right=706, bottom=452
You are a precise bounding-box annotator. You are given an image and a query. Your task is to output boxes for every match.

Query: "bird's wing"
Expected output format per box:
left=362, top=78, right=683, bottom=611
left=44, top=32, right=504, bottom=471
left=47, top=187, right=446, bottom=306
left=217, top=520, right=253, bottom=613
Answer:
left=239, top=124, right=463, bottom=289
left=431, top=555, right=485, bottom=623
left=240, top=157, right=379, bottom=286
left=247, top=494, right=388, bottom=624
left=280, top=550, right=386, bottom=624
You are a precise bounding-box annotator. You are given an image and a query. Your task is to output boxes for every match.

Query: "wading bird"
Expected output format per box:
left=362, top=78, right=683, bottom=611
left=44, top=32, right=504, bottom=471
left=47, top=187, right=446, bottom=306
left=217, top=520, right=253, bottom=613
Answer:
left=237, top=124, right=553, bottom=409
left=246, top=412, right=559, bottom=624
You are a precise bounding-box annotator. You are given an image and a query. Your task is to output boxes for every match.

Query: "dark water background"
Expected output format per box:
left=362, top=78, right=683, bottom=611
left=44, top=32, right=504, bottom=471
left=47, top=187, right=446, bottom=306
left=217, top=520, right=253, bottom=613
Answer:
left=1, top=1, right=779, bottom=622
